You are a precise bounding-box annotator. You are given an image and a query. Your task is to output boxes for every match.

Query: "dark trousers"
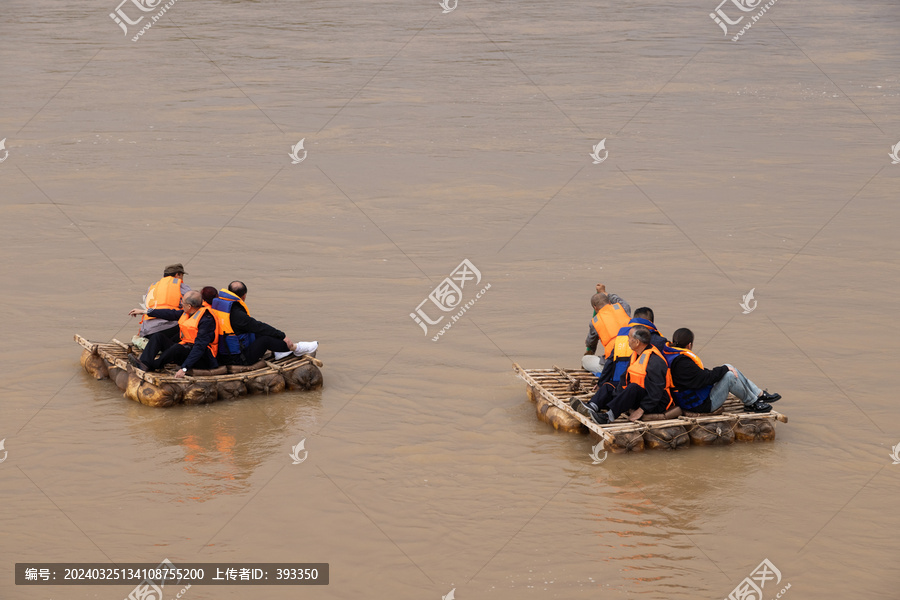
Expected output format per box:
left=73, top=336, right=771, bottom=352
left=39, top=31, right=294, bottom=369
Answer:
left=139, top=326, right=180, bottom=365
left=606, top=383, right=667, bottom=419
left=588, top=381, right=617, bottom=410
left=244, top=336, right=290, bottom=364
left=216, top=336, right=290, bottom=366
left=149, top=343, right=217, bottom=372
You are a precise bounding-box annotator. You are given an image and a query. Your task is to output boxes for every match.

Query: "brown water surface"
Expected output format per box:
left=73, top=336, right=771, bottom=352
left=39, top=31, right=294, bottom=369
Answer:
left=2, top=0, right=899, bottom=598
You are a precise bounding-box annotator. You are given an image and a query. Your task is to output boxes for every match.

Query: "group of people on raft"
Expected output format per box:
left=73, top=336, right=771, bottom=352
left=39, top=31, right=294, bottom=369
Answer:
left=573, top=283, right=781, bottom=425
left=127, top=263, right=318, bottom=379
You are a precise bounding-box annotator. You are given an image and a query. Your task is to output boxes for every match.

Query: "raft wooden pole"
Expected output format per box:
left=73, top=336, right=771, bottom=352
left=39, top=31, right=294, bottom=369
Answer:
left=770, top=410, right=788, bottom=424
left=74, top=334, right=99, bottom=354
left=552, top=365, right=591, bottom=394
left=111, top=339, right=131, bottom=351
left=300, top=354, right=323, bottom=368
left=513, top=363, right=615, bottom=445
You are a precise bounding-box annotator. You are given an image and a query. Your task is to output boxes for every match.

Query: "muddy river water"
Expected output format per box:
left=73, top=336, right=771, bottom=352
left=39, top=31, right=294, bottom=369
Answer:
left=2, top=0, right=899, bottom=598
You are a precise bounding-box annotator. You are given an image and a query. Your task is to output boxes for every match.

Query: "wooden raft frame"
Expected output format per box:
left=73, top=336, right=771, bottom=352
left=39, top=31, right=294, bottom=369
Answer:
left=513, top=363, right=787, bottom=448
left=75, top=334, right=323, bottom=386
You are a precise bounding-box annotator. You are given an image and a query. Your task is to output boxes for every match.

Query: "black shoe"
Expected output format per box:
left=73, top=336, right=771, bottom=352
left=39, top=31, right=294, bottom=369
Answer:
left=570, top=398, right=593, bottom=417
left=590, top=409, right=611, bottom=425
left=758, top=390, right=781, bottom=403
left=745, top=400, right=772, bottom=413
left=129, top=355, right=150, bottom=372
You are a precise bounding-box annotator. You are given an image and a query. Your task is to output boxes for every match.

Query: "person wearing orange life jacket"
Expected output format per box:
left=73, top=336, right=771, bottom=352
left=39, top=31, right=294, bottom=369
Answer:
left=211, top=281, right=318, bottom=366
left=572, top=309, right=663, bottom=417
left=582, top=289, right=632, bottom=376
left=581, top=325, right=674, bottom=425
left=128, top=291, right=218, bottom=377
left=134, top=263, right=191, bottom=367
left=607, top=307, right=667, bottom=382
left=665, top=328, right=780, bottom=414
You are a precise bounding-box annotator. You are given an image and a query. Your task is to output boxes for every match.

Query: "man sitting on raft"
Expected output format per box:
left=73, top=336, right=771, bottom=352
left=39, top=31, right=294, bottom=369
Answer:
left=135, top=263, right=191, bottom=368
left=575, top=325, right=674, bottom=424
left=209, top=281, right=317, bottom=366
left=576, top=307, right=664, bottom=413
left=662, top=328, right=780, bottom=414
left=582, top=285, right=632, bottom=377
left=128, top=290, right=218, bottom=378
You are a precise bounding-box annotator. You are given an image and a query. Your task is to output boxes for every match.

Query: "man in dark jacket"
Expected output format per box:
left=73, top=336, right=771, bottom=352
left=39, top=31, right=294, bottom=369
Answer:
left=576, top=326, right=672, bottom=424
left=574, top=308, right=666, bottom=416
left=128, top=291, right=218, bottom=377
left=667, top=328, right=780, bottom=413
left=630, top=307, right=668, bottom=350
left=217, top=281, right=317, bottom=366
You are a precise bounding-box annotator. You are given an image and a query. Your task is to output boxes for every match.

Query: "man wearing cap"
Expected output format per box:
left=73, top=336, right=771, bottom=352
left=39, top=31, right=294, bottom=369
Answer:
left=134, top=263, right=191, bottom=367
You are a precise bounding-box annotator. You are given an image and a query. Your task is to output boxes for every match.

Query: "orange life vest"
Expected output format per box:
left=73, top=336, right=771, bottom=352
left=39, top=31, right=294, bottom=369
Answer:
left=592, top=303, right=631, bottom=358
left=140, top=276, right=184, bottom=326
left=209, top=289, right=251, bottom=337
left=667, top=346, right=703, bottom=369
left=208, top=289, right=255, bottom=355
left=607, top=318, right=660, bottom=382
left=178, top=307, right=219, bottom=357
left=612, top=332, right=632, bottom=362
left=661, top=345, right=710, bottom=410
left=625, top=346, right=674, bottom=409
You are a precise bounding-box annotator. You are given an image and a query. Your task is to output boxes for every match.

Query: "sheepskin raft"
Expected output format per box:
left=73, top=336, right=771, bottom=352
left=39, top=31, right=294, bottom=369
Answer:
left=76, top=334, right=323, bottom=407
left=513, top=364, right=788, bottom=454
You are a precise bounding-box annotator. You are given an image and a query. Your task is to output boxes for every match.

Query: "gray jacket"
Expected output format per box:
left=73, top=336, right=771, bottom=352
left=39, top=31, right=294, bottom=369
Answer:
left=138, top=281, right=192, bottom=337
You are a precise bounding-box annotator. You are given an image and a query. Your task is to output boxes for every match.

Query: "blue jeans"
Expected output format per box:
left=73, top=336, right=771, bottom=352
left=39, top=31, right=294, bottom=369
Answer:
left=709, top=364, right=762, bottom=410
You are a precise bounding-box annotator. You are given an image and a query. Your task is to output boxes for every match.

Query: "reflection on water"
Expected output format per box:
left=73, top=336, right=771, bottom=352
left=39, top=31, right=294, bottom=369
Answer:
left=123, top=391, right=322, bottom=502
left=575, top=445, right=779, bottom=595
